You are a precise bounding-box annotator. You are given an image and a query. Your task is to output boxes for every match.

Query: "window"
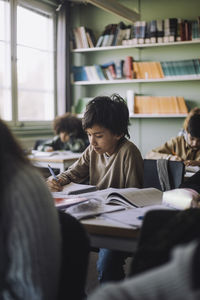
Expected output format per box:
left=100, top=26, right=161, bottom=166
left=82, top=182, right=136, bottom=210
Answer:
left=0, top=0, right=56, bottom=129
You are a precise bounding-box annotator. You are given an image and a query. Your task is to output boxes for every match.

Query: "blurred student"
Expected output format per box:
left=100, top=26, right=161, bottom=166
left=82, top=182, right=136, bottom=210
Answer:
left=146, top=114, right=200, bottom=167
left=38, top=112, right=88, bottom=153
left=46, top=94, right=144, bottom=283
left=0, top=119, right=61, bottom=300
left=178, top=107, right=200, bottom=136
left=88, top=239, right=200, bottom=300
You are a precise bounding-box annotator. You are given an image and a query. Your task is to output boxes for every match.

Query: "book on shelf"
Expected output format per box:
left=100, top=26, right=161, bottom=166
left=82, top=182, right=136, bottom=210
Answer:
left=83, top=17, right=200, bottom=49
left=156, top=19, right=164, bottom=43
left=112, top=21, right=127, bottom=46
left=78, top=26, right=89, bottom=48
left=72, top=66, right=88, bottom=81
left=123, top=56, right=134, bottom=79
left=86, top=31, right=94, bottom=48
left=134, top=95, right=188, bottom=114
left=132, top=61, right=164, bottom=79
left=73, top=27, right=84, bottom=49
left=75, top=97, right=92, bottom=114
left=115, top=59, right=124, bottom=79
left=149, top=20, right=157, bottom=43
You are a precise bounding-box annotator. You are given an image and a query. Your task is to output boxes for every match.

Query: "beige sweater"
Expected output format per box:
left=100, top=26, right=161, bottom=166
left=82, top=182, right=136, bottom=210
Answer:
left=58, top=138, right=144, bottom=190
left=146, top=135, right=200, bottom=161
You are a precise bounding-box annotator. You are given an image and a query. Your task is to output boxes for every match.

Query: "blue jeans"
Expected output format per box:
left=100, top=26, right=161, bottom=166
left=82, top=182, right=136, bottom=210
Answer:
left=97, top=248, right=129, bottom=283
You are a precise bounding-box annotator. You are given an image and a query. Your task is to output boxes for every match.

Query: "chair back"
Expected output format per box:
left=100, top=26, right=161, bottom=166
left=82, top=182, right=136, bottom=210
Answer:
left=143, top=159, right=185, bottom=190
left=58, top=211, right=90, bottom=300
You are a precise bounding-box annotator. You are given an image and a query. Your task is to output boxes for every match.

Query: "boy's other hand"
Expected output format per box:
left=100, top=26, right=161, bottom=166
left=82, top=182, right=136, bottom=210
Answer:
left=184, top=160, right=200, bottom=167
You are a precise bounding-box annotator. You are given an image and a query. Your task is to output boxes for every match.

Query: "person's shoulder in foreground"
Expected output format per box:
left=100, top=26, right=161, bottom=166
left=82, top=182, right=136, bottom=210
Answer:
left=0, top=119, right=61, bottom=300
left=46, top=94, right=143, bottom=192
left=88, top=239, right=200, bottom=300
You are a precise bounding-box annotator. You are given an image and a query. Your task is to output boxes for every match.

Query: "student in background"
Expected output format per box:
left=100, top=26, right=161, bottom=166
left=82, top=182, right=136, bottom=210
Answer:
left=178, top=107, right=200, bottom=137
left=38, top=112, right=89, bottom=153
left=46, top=94, right=144, bottom=283
left=0, top=119, right=61, bottom=300
left=146, top=114, right=200, bottom=167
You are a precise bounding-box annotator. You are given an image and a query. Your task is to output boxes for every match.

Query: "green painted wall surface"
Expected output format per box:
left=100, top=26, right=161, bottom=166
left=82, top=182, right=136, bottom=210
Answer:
left=70, top=0, right=200, bottom=157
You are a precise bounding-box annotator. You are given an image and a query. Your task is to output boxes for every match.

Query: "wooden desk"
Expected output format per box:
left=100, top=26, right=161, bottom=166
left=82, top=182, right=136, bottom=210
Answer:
left=81, top=217, right=139, bottom=253
left=29, top=151, right=82, bottom=172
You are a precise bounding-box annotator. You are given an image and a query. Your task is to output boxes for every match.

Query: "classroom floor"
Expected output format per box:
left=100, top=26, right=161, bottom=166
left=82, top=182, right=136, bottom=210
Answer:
left=86, top=251, right=132, bottom=296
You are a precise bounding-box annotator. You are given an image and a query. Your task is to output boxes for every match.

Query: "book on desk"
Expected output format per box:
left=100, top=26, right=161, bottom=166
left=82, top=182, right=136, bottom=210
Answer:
left=53, top=186, right=163, bottom=220
left=53, top=185, right=199, bottom=225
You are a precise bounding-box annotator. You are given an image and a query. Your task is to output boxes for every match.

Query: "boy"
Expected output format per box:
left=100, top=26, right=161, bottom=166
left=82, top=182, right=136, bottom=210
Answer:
left=38, top=112, right=88, bottom=153
left=47, top=94, right=144, bottom=282
left=146, top=114, right=200, bottom=167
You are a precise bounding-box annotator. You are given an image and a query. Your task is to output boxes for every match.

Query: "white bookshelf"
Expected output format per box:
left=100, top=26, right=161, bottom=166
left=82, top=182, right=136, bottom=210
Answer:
left=71, top=39, right=200, bottom=53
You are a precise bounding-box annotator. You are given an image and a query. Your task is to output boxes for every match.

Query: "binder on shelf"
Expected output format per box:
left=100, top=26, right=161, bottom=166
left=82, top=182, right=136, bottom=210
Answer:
left=134, top=96, right=188, bottom=115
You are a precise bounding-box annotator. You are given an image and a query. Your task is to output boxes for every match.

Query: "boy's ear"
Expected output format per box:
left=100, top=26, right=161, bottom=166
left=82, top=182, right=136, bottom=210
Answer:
left=116, top=133, right=124, bottom=140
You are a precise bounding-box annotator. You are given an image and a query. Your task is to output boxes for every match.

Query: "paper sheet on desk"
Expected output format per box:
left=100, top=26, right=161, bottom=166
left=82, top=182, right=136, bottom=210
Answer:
left=65, top=202, right=125, bottom=220
left=103, top=205, right=174, bottom=228
left=185, top=166, right=200, bottom=173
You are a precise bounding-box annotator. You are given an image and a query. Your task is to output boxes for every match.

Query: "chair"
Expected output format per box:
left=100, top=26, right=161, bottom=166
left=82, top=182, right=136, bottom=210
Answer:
left=57, top=211, right=90, bottom=300
left=33, top=139, right=48, bottom=150
left=143, top=159, right=185, bottom=191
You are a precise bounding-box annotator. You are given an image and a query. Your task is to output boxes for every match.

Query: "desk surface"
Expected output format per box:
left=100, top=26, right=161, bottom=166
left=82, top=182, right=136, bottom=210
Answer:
left=29, top=151, right=82, bottom=172
left=81, top=216, right=139, bottom=252
left=29, top=151, right=82, bottom=162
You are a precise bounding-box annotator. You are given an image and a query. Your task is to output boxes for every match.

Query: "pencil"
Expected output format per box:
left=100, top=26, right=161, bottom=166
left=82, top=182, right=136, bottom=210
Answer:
left=48, top=164, right=58, bottom=181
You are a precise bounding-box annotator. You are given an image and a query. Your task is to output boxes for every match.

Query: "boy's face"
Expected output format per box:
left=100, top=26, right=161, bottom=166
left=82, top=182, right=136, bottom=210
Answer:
left=86, top=124, right=122, bottom=156
left=59, top=132, right=70, bottom=143
left=187, top=133, right=200, bottom=150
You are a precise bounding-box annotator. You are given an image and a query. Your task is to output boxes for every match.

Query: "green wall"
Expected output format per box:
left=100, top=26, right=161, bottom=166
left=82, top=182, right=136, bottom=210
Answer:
left=70, top=0, right=200, bottom=157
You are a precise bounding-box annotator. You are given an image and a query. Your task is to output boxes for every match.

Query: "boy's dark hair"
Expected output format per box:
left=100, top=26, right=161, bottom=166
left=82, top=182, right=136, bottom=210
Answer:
left=187, top=114, right=200, bottom=138
left=82, top=94, right=130, bottom=138
left=54, top=112, right=85, bottom=138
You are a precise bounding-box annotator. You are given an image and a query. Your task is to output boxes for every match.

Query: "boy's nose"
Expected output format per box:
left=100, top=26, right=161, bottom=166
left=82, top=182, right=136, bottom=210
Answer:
left=90, top=136, right=97, bottom=145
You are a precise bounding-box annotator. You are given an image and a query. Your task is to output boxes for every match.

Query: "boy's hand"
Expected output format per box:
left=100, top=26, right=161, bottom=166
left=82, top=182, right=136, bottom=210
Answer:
left=184, top=160, right=200, bottom=167
left=45, top=146, right=54, bottom=152
left=46, top=177, right=63, bottom=192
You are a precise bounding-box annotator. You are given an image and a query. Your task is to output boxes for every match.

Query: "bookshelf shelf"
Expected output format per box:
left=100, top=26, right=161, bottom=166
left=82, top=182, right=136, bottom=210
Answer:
left=72, top=75, right=200, bottom=85
left=129, top=113, right=187, bottom=118
left=71, top=39, right=200, bottom=53
left=69, top=0, right=200, bottom=157
left=77, top=113, right=187, bottom=119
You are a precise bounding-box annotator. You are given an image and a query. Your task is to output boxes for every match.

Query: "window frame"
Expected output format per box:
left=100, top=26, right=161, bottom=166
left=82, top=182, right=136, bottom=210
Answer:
left=7, top=0, right=57, bottom=133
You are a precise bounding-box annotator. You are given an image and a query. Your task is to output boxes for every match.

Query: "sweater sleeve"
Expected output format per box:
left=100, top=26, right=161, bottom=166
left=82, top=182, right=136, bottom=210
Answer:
left=123, top=144, right=144, bottom=188
left=146, top=137, right=178, bottom=160
left=58, top=146, right=90, bottom=185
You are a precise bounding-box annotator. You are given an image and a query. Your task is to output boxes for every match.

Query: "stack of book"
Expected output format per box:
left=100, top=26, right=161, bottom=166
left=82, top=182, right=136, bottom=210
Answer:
left=160, top=59, right=200, bottom=77
left=72, top=26, right=96, bottom=49
left=72, top=58, right=200, bottom=82
left=134, top=96, right=188, bottom=114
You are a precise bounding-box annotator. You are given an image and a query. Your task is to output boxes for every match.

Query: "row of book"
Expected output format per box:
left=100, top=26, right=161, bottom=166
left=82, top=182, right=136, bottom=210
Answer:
left=134, top=96, right=188, bottom=114
left=71, top=17, right=200, bottom=49
left=72, top=57, right=200, bottom=81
